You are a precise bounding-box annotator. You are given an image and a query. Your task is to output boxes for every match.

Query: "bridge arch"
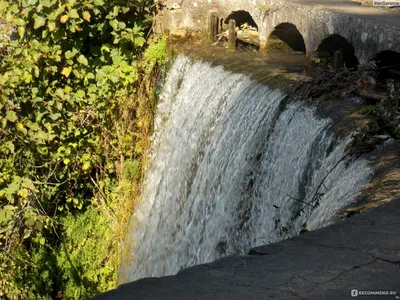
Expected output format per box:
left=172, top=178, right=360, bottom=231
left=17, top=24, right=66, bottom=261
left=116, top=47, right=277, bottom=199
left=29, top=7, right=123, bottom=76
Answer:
left=223, top=10, right=258, bottom=30
left=222, top=10, right=260, bottom=49
left=266, top=23, right=306, bottom=53
left=370, top=50, right=400, bottom=79
left=317, top=34, right=358, bottom=69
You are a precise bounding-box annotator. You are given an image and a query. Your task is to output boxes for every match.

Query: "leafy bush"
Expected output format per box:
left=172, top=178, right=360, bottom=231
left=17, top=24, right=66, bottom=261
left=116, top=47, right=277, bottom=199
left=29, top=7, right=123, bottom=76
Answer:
left=0, top=0, right=166, bottom=298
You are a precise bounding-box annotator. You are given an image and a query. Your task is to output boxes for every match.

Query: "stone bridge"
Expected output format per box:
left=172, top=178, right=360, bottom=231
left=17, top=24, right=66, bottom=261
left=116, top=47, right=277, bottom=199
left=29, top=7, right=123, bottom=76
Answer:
left=160, top=0, right=400, bottom=64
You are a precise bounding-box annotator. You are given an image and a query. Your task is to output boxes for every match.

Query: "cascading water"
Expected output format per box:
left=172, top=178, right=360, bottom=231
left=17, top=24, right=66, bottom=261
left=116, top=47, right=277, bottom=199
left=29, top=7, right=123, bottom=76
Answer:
left=119, top=55, right=373, bottom=283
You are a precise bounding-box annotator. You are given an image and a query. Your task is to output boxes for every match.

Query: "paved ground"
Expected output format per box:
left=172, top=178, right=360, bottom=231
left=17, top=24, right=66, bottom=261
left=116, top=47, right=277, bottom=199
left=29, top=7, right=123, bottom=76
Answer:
left=284, top=0, right=400, bottom=27
left=91, top=198, right=400, bottom=300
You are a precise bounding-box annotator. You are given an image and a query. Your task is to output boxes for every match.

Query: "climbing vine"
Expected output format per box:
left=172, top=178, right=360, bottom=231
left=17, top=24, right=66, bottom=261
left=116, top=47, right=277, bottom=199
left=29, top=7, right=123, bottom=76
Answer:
left=0, top=0, right=167, bottom=298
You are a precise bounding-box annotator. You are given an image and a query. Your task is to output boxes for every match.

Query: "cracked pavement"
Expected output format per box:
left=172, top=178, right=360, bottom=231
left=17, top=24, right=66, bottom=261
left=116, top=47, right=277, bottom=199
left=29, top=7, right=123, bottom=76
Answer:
left=91, top=198, right=400, bottom=300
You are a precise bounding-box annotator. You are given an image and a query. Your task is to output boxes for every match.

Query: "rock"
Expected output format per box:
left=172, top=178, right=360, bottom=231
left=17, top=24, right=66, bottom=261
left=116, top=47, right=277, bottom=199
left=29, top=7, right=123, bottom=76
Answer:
left=376, top=135, right=391, bottom=140
left=170, top=3, right=181, bottom=9
left=366, top=136, right=381, bottom=146
left=384, top=138, right=396, bottom=146
left=346, top=210, right=361, bottom=218
left=168, top=0, right=183, bottom=10
left=333, top=50, right=343, bottom=70
left=170, top=29, right=188, bottom=38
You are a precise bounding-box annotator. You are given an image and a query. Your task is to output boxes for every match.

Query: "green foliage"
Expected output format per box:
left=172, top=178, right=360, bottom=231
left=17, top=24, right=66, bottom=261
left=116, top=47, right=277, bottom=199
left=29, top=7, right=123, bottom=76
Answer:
left=144, top=36, right=168, bottom=67
left=359, top=105, right=376, bottom=115
left=56, top=209, right=115, bottom=299
left=123, top=159, right=141, bottom=182
left=0, top=245, right=55, bottom=300
left=0, top=0, right=166, bottom=298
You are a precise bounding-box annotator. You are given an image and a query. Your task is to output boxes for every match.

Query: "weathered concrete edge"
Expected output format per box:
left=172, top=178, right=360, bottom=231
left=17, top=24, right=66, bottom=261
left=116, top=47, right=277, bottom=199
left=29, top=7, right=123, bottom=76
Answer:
left=91, top=197, right=400, bottom=300
left=160, top=0, right=400, bottom=64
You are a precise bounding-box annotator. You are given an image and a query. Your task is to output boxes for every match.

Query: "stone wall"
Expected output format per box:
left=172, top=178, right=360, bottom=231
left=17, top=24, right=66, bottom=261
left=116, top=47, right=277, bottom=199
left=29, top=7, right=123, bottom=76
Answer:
left=160, top=0, right=400, bottom=63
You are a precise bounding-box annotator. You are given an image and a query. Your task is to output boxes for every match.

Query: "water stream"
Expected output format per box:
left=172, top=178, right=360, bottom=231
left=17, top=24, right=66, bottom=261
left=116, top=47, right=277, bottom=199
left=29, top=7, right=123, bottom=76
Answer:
left=119, top=55, right=373, bottom=283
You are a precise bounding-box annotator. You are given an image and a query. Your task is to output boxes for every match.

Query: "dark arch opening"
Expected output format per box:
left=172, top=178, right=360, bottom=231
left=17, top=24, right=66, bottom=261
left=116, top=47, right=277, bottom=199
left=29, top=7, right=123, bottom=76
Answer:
left=370, top=50, right=400, bottom=79
left=224, top=10, right=258, bottom=30
left=317, top=34, right=358, bottom=69
left=222, top=10, right=259, bottom=50
left=267, top=23, right=306, bottom=53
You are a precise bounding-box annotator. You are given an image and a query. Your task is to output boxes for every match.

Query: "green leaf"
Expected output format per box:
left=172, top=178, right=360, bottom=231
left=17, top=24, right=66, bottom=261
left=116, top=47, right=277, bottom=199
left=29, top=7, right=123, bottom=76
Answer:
left=27, top=0, right=38, bottom=5
left=69, top=9, right=79, bottom=19
left=61, top=66, right=72, bottom=77
left=50, top=113, right=61, bottom=120
left=73, top=69, right=81, bottom=78
left=5, top=182, right=20, bottom=199
left=55, top=88, right=65, bottom=98
left=109, top=19, right=118, bottom=31
left=21, top=180, right=35, bottom=190
left=27, top=122, right=40, bottom=131
left=76, top=90, right=86, bottom=97
left=36, top=221, right=44, bottom=231
left=77, top=54, right=88, bottom=66
left=65, top=50, right=76, bottom=59
left=25, top=218, right=35, bottom=227
left=6, top=111, right=17, bottom=122
left=34, top=15, right=46, bottom=29
left=48, top=21, right=56, bottom=32
left=134, top=37, right=146, bottom=47
left=4, top=205, right=16, bottom=211
left=110, top=75, right=119, bottom=83
left=82, top=161, right=91, bottom=170
left=5, top=141, right=15, bottom=153
left=118, top=22, right=126, bottom=30
left=0, top=210, right=11, bottom=223
left=86, top=72, right=95, bottom=80
left=18, top=26, right=25, bottom=38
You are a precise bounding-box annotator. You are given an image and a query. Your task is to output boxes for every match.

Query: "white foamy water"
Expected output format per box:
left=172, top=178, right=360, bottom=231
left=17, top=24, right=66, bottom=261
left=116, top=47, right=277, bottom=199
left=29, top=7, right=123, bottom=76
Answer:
left=119, top=55, right=373, bottom=282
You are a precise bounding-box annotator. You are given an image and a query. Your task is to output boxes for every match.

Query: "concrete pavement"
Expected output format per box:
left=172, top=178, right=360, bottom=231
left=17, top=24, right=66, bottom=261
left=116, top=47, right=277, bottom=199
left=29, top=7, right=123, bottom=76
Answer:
left=91, top=198, right=400, bottom=300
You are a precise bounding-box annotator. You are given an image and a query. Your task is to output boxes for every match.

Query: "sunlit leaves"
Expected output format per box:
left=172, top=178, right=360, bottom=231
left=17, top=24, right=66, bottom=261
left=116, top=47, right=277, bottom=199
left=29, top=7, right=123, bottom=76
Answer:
left=83, top=11, right=91, bottom=22
left=0, top=0, right=161, bottom=297
left=6, top=111, right=17, bottom=122
left=77, top=54, right=88, bottom=66
left=18, top=189, right=28, bottom=198
left=0, top=205, right=16, bottom=224
left=64, top=49, right=76, bottom=59
left=33, top=15, right=46, bottom=29
left=135, top=36, right=146, bottom=47
left=60, top=14, right=69, bottom=23
left=61, top=66, right=72, bottom=77
left=68, top=9, right=79, bottom=19
left=82, top=161, right=90, bottom=171
left=17, top=26, right=25, bottom=38
left=16, top=123, right=24, bottom=131
left=47, top=21, right=56, bottom=32
left=109, top=19, right=118, bottom=30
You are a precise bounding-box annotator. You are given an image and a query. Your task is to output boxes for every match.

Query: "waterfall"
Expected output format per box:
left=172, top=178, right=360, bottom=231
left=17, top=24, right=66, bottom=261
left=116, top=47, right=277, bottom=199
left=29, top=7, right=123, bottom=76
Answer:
left=119, top=55, right=373, bottom=283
